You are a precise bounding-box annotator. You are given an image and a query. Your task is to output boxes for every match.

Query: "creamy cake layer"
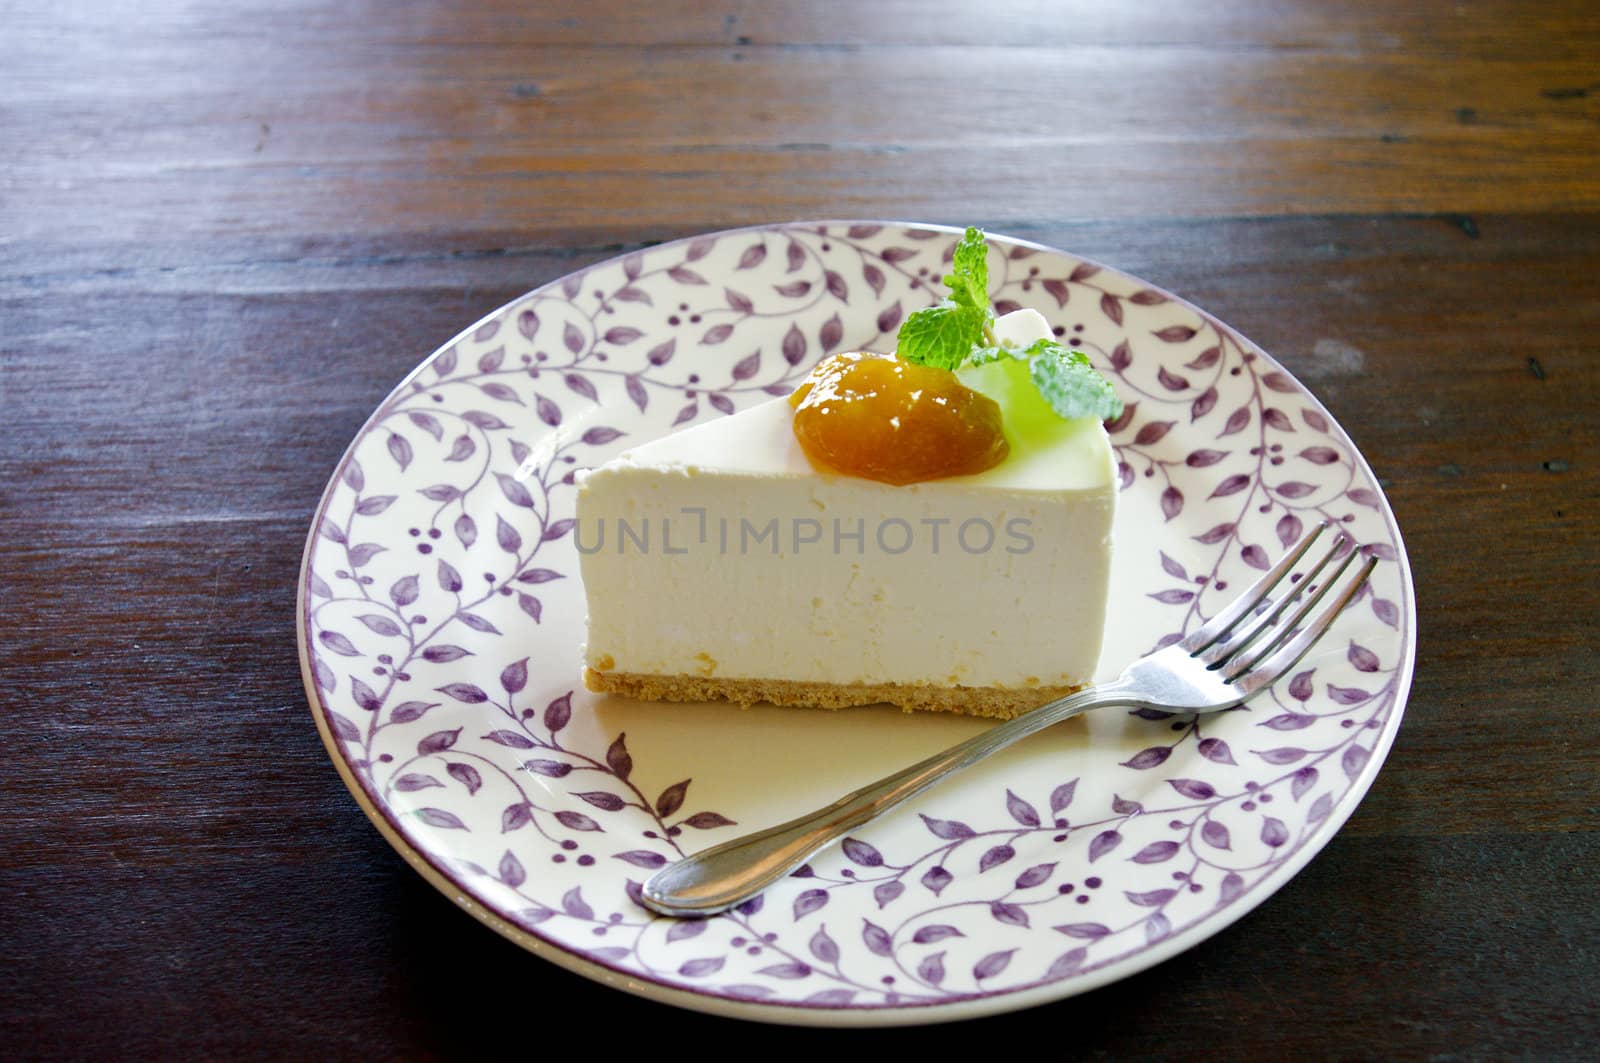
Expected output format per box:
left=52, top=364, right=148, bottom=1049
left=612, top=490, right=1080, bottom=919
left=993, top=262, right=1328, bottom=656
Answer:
left=576, top=397, right=1115, bottom=700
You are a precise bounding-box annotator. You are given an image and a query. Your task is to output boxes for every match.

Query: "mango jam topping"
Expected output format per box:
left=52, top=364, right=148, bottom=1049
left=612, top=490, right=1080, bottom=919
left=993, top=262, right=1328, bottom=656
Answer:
left=788, top=351, right=1009, bottom=485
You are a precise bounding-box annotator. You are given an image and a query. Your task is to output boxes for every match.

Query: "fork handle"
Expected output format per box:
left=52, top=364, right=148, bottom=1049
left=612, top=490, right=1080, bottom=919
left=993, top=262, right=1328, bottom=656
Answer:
left=639, top=679, right=1138, bottom=917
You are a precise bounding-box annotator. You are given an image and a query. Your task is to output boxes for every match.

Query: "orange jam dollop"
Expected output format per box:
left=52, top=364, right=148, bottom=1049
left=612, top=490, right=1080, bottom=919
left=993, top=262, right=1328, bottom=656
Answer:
left=788, top=351, right=1009, bottom=485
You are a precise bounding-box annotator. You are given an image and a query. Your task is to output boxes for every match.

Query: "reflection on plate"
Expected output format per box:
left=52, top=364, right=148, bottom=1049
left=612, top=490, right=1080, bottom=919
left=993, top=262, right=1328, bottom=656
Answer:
left=297, top=222, right=1414, bottom=1025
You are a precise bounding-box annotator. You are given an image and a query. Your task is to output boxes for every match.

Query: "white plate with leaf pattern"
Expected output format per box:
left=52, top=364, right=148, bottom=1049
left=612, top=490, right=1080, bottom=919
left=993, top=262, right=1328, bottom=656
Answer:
left=298, top=222, right=1415, bottom=1025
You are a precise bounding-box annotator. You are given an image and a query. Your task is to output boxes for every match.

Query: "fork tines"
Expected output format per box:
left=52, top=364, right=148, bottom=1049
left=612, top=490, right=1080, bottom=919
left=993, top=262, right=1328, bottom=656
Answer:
left=1182, top=522, right=1379, bottom=694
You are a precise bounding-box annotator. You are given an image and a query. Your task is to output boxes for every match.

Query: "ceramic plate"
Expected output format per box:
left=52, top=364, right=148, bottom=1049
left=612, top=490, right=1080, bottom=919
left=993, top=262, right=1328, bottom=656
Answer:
left=298, top=222, right=1415, bottom=1025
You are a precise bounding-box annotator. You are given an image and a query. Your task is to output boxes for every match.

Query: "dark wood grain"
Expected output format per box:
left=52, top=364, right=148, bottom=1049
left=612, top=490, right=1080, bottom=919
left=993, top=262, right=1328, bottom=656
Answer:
left=2, top=0, right=1597, bottom=1057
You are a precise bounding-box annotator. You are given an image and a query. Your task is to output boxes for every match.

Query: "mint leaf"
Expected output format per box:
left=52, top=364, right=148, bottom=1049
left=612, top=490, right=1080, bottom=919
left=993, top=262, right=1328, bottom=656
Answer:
left=897, top=303, right=985, bottom=370
left=898, top=227, right=992, bottom=368
left=1028, top=341, right=1125, bottom=421
left=945, top=226, right=990, bottom=312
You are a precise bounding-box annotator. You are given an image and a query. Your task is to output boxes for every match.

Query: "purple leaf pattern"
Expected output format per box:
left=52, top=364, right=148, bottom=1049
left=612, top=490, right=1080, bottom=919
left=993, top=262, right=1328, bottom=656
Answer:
left=301, top=222, right=1409, bottom=1012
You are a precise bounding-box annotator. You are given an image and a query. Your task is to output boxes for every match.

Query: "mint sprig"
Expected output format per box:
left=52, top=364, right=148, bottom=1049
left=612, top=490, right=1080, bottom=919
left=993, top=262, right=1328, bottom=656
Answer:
left=897, top=226, right=1123, bottom=422
left=896, top=227, right=996, bottom=370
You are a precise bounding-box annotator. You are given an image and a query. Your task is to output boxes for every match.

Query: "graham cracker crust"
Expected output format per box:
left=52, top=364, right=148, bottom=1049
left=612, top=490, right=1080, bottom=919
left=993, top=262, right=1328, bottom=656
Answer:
left=583, top=668, right=1083, bottom=720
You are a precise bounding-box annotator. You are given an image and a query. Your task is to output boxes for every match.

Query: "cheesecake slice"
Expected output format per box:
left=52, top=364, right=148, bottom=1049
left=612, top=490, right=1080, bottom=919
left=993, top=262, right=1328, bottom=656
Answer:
left=575, top=309, right=1117, bottom=720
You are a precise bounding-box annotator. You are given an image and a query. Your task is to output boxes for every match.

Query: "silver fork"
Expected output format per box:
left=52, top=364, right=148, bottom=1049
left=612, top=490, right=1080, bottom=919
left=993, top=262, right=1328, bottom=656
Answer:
left=640, top=522, right=1378, bottom=917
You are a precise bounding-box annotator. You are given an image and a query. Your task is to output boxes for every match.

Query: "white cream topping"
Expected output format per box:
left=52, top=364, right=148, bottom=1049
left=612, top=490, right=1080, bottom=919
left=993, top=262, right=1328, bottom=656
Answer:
left=991, top=306, right=1053, bottom=350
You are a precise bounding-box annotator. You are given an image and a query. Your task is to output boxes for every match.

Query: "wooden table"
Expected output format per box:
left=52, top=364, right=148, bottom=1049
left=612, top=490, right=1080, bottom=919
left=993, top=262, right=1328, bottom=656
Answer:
left=4, top=1, right=1596, bottom=1055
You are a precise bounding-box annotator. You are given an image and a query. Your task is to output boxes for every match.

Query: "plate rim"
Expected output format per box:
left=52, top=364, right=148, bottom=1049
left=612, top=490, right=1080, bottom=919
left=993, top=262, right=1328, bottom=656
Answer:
left=296, top=219, right=1417, bottom=1025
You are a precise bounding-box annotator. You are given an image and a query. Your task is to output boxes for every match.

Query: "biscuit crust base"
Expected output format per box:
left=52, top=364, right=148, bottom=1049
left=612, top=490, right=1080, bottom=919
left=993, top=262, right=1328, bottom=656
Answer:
left=583, top=668, right=1083, bottom=721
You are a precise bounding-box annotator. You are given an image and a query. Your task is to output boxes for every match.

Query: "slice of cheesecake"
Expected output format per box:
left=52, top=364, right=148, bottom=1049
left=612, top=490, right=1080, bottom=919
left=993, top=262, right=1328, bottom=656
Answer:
left=574, top=310, right=1117, bottom=720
